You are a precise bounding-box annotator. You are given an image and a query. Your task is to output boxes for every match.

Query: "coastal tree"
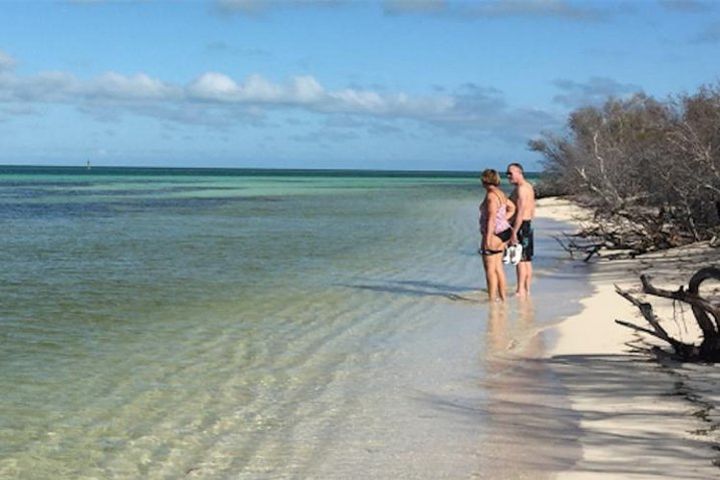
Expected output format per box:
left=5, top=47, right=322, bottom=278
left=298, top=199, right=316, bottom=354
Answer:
left=532, top=83, right=720, bottom=256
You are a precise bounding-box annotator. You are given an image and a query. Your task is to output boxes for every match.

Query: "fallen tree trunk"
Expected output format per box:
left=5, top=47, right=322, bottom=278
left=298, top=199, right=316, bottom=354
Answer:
left=615, top=267, right=720, bottom=361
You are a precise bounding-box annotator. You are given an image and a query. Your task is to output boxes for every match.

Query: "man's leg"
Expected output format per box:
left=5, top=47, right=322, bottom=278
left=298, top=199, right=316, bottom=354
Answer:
left=519, top=260, right=532, bottom=296
left=515, top=221, right=533, bottom=296
left=515, top=263, right=525, bottom=296
left=515, top=262, right=528, bottom=297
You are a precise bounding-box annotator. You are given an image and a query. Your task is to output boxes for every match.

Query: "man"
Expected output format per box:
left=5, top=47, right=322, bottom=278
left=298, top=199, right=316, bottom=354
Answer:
left=507, top=162, right=535, bottom=297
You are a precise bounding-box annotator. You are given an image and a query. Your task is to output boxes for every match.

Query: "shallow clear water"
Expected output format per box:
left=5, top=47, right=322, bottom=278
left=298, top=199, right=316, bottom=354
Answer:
left=0, top=167, right=588, bottom=479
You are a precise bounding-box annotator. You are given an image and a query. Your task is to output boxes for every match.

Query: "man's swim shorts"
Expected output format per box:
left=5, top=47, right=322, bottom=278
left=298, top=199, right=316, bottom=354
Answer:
left=518, top=220, right=534, bottom=262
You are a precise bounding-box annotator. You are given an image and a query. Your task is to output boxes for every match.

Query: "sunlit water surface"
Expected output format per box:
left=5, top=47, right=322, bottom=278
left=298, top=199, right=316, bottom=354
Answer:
left=0, top=167, right=589, bottom=479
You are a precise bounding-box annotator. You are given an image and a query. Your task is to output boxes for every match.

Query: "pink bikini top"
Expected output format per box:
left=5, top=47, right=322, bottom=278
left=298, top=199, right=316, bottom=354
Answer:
left=479, top=193, right=511, bottom=235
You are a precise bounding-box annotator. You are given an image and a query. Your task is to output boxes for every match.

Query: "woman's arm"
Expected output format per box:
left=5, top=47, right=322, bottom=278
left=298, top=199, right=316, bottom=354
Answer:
left=483, top=194, right=499, bottom=249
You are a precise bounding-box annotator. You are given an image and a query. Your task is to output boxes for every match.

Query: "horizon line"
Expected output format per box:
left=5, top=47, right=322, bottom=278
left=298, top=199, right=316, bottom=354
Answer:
left=0, top=164, right=540, bottom=175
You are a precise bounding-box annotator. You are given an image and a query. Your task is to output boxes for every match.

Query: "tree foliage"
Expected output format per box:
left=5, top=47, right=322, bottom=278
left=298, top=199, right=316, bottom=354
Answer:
left=532, top=85, right=720, bottom=252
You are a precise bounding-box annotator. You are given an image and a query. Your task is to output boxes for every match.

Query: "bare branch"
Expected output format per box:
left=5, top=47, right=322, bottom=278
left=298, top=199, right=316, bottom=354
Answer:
left=615, top=284, right=673, bottom=343
left=616, top=268, right=720, bottom=361
left=640, top=274, right=720, bottom=331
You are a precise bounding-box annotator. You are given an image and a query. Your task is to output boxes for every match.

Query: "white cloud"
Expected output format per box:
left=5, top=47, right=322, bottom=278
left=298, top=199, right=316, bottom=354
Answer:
left=0, top=70, right=179, bottom=103
left=240, top=74, right=284, bottom=101
left=187, top=73, right=324, bottom=104
left=184, top=72, right=455, bottom=117
left=86, top=72, right=179, bottom=100
left=0, top=56, right=559, bottom=144
left=188, top=72, right=242, bottom=101
left=5, top=71, right=78, bottom=102
left=289, top=75, right=324, bottom=103
left=329, top=89, right=386, bottom=112
left=0, top=50, right=17, bottom=72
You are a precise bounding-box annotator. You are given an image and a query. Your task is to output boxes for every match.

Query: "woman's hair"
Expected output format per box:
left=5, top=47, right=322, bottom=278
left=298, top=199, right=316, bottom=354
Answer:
left=481, top=169, right=500, bottom=186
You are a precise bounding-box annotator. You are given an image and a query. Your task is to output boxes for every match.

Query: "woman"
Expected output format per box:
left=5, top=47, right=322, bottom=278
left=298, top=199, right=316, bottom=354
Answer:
left=479, top=169, right=515, bottom=302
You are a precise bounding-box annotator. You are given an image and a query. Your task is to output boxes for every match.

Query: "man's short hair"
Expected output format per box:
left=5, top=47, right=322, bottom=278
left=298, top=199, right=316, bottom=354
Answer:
left=508, top=162, right=524, bottom=173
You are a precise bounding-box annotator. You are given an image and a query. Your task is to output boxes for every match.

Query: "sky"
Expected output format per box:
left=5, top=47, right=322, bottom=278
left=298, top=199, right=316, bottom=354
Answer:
left=0, top=0, right=718, bottom=171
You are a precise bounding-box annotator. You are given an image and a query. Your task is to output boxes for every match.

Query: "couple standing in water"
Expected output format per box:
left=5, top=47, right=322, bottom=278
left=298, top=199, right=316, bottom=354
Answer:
left=479, top=163, right=535, bottom=302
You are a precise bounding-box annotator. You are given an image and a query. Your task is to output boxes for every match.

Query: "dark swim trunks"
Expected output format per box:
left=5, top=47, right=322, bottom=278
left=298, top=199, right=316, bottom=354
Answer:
left=518, top=220, right=534, bottom=262
left=497, top=227, right=512, bottom=243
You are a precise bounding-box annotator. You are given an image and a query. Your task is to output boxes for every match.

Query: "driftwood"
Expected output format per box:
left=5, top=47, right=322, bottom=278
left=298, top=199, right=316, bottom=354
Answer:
left=555, top=231, right=636, bottom=262
left=555, top=210, right=653, bottom=262
left=555, top=233, right=603, bottom=262
left=555, top=200, right=706, bottom=262
left=615, top=267, right=720, bottom=361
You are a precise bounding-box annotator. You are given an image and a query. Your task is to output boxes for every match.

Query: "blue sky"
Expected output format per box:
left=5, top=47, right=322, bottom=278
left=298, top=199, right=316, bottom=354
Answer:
left=0, top=0, right=718, bottom=171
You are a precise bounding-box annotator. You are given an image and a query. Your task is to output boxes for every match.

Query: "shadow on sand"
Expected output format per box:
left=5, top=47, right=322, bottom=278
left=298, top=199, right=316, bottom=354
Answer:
left=413, top=301, right=720, bottom=478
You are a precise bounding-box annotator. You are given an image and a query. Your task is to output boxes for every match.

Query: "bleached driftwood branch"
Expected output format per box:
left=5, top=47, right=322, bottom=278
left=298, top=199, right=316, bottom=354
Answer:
left=615, top=267, right=720, bottom=361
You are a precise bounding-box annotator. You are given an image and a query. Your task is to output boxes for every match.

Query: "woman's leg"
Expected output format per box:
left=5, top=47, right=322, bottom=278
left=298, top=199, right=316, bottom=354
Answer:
left=495, top=254, right=507, bottom=301
left=482, top=254, right=498, bottom=300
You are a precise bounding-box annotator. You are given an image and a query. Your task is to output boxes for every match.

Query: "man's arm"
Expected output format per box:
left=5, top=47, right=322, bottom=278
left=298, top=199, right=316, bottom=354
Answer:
left=510, top=185, right=530, bottom=244
left=505, top=196, right=516, bottom=221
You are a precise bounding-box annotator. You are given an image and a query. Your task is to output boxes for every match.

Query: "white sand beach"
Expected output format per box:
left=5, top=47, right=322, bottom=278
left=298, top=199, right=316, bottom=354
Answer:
left=536, top=197, right=720, bottom=479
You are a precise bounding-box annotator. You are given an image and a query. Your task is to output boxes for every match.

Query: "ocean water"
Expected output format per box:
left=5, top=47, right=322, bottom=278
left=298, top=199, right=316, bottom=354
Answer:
left=0, top=166, right=587, bottom=479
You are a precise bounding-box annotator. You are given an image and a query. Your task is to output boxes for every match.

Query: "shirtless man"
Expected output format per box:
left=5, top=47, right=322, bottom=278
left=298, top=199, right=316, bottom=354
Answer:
left=507, top=163, right=535, bottom=297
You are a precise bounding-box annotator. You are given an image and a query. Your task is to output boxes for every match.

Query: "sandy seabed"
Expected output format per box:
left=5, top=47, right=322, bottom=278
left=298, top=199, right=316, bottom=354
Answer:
left=535, top=197, right=720, bottom=479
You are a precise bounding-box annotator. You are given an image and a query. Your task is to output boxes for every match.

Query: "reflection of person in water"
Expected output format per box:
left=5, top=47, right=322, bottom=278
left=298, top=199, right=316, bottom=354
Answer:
left=482, top=299, right=559, bottom=478
left=517, top=298, right=536, bottom=331
left=516, top=299, right=542, bottom=357
left=485, top=302, right=509, bottom=357
left=485, top=298, right=539, bottom=361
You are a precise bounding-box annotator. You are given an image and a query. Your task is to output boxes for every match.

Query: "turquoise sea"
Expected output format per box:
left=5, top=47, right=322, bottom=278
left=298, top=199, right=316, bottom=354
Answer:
left=0, top=166, right=587, bottom=479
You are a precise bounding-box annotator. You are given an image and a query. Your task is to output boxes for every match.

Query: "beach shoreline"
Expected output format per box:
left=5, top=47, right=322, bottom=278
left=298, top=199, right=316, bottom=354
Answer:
left=535, top=197, right=720, bottom=479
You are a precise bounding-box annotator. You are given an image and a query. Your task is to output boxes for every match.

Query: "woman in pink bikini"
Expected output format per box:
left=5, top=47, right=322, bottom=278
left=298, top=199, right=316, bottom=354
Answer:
left=479, top=169, right=515, bottom=302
